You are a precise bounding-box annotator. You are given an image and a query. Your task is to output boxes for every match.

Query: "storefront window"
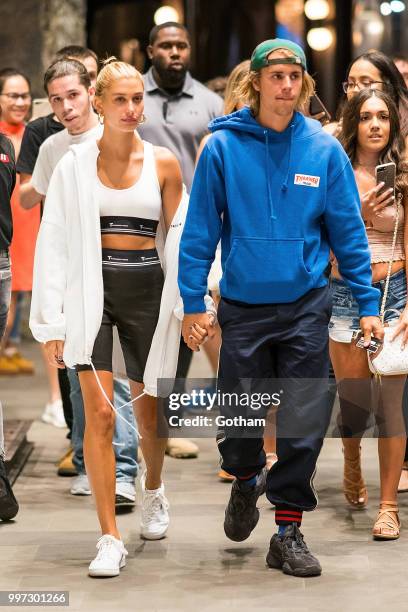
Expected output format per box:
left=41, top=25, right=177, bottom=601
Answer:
left=353, top=0, right=408, bottom=57
left=275, top=0, right=305, bottom=45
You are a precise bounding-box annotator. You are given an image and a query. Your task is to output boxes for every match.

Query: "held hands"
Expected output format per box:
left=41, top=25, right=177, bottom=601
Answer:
left=44, top=340, right=65, bottom=369
left=359, top=316, right=384, bottom=348
left=182, top=313, right=216, bottom=352
left=361, top=183, right=394, bottom=222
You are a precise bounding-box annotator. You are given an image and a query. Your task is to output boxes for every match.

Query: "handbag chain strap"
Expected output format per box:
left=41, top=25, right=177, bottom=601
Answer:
left=379, top=194, right=402, bottom=323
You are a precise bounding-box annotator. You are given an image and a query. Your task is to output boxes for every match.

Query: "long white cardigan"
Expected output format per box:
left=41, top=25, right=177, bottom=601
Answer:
left=30, top=138, right=214, bottom=397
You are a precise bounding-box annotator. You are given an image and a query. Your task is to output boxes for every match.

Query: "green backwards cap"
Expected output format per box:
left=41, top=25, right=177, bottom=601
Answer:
left=250, top=39, right=307, bottom=72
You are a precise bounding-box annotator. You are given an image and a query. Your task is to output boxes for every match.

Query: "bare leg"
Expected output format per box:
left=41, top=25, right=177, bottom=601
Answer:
left=379, top=437, right=406, bottom=501
left=375, top=375, right=407, bottom=503
left=78, top=370, right=119, bottom=539
left=40, top=344, right=61, bottom=402
left=330, top=339, right=371, bottom=507
left=264, top=437, right=276, bottom=454
left=130, top=381, right=167, bottom=490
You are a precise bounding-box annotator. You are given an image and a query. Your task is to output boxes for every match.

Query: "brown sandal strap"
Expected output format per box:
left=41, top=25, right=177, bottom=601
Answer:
left=343, top=451, right=366, bottom=495
left=375, top=507, right=400, bottom=530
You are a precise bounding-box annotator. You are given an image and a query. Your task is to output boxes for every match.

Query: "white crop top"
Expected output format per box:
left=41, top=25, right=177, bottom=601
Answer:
left=97, top=140, right=162, bottom=238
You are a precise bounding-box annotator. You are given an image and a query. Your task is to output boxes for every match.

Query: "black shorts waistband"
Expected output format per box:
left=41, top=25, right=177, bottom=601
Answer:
left=100, top=216, right=158, bottom=238
left=102, top=247, right=160, bottom=268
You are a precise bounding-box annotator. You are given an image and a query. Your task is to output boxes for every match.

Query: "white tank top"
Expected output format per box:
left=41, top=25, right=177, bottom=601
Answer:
left=97, top=141, right=162, bottom=237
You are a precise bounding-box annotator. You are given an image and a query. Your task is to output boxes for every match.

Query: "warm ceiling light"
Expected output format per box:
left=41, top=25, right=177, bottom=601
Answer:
left=304, top=0, right=330, bottom=20
left=390, top=0, right=406, bottom=11
left=366, top=20, right=385, bottom=35
left=154, top=5, right=180, bottom=25
left=380, top=2, right=392, bottom=14
left=307, top=27, right=334, bottom=51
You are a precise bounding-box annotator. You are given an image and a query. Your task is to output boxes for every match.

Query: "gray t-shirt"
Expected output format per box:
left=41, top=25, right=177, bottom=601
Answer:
left=138, top=68, right=224, bottom=191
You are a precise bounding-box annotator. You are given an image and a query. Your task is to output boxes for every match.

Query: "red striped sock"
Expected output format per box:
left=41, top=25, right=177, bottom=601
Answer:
left=275, top=507, right=303, bottom=526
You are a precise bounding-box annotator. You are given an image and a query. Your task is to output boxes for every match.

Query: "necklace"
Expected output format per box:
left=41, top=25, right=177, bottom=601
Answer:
left=355, top=161, right=377, bottom=169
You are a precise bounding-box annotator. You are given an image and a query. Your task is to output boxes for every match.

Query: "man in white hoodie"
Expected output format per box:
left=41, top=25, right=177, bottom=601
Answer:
left=24, top=58, right=139, bottom=507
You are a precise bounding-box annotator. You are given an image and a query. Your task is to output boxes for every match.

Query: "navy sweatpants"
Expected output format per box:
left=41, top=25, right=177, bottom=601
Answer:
left=216, top=285, right=333, bottom=515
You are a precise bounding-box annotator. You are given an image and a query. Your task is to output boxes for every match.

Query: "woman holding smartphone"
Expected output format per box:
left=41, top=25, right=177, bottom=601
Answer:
left=329, top=89, right=408, bottom=539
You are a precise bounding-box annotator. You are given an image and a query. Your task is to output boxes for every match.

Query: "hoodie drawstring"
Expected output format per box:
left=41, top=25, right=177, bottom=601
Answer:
left=264, top=130, right=276, bottom=220
left=264, top=121, right=295, bottom=218
left=281, top=123, right=295, bottom=193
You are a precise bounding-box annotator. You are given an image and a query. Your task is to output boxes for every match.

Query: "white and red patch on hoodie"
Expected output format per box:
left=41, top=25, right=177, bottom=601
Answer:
left=294, top=173, right=320, bottom=188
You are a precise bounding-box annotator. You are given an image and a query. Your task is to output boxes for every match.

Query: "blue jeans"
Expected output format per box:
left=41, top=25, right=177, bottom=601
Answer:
left=329, top=269, right=407, bottom=342
left=0, top=251, right=11, bottom=460
left=67, top=368, right=138, bottom=482
left=9, top=291, right=24, bottom=344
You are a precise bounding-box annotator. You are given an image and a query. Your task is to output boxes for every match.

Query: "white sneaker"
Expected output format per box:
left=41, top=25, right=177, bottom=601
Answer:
left=41, top=399, right=66, bottom=428
left=115, top=481, right=136, bottom=507
left=70, top=474, right=92, bottom=496
left=140, top=471, right=169, bottom=540
left=88, top=534, right=128, bottom=577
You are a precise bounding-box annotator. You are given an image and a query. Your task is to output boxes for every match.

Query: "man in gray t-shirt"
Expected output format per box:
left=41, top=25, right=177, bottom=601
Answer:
left=138, top=21, right=223, bottom=192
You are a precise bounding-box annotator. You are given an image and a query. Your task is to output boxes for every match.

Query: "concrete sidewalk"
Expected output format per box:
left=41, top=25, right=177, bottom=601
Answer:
left=1, top=341, right=408, bottom=611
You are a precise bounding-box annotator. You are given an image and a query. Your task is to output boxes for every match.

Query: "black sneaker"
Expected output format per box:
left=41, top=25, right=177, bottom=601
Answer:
left=266, top=523, right=321, bottom=577
left=224, top=467, right=267, bottom=542
left=115, top=494, right=135, bottom=509
left=0, top=458, right=19, bottom=521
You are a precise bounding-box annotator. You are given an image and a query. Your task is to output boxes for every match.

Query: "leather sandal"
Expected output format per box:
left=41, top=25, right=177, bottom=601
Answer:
left=343, top=446, right=368, bottom=509
left=372, top=502, right=400, bottom=540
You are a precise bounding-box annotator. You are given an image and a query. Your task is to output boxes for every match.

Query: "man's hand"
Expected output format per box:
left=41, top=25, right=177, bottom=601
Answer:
left=44, top=340, right=65, bottom=368
left=182, top=313, right=215, bottom=352
left=360, top=316, right=384, bottom=348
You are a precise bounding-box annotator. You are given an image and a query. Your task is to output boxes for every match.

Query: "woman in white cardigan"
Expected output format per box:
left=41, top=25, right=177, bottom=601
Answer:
left=30, top=59, right=200, bottom=578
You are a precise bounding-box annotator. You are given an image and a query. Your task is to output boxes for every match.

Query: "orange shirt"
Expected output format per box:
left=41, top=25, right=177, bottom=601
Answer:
left=0, top=121, right=40, bottom=291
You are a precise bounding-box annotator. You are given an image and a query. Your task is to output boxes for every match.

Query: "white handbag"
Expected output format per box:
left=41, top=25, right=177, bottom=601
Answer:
left=368, top=197, right=408, bottom=376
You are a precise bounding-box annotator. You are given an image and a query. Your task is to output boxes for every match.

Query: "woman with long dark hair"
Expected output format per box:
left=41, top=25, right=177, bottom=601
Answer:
left=325, top=50, right=408, bottom=138
left=329, top=89, right=408, bottom=539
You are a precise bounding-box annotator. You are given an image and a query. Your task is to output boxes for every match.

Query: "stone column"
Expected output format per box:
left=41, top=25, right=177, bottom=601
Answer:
left=40, top=0, right=86, bottom=70
left=0, top=0, right=86, bottom=98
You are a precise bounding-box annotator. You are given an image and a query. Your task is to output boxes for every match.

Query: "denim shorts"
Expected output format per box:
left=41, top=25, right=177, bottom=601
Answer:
left=0, top=250, right=11, bottom=341
left=329, top=268, right=407, bottom=343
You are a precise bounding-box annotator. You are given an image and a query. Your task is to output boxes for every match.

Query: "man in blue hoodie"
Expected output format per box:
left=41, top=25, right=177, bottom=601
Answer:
left=178, top=39, right=383, bottom=577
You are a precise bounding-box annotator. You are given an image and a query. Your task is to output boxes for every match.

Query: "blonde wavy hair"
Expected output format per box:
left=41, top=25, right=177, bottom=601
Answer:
left=95, top=56, right=143, bottom=98
left=235, top=48, right=315, bottom=116
left=224, top=60, right=251, bottom=114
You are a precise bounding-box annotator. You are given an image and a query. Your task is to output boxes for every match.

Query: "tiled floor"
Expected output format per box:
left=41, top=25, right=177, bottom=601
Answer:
left=1, top=341, right=408, bottom=611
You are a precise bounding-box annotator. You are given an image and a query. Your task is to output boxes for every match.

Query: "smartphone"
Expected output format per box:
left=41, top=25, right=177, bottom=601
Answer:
left=309, top=94, right=332, bottom=123
left=375, top=161, right=396, bottom=202
left=355, top=336, right=382, bottom=354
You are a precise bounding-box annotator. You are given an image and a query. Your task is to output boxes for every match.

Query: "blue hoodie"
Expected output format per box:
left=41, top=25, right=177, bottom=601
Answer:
left=178, top=107, right=380, bottom=316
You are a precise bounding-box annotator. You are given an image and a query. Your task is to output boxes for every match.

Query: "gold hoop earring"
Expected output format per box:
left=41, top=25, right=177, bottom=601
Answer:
left=98, top=113, right=104, bottom=125
left=138, top=114, right=146, bottom=125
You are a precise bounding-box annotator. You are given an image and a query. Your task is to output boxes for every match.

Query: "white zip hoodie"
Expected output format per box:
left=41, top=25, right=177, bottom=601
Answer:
left=30, top=138, right=215, bottom=397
